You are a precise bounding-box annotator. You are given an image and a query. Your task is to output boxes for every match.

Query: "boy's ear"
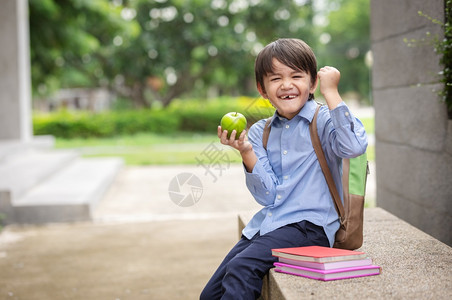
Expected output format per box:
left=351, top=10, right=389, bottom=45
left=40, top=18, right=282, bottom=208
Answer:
left=257, top=82, right=267, bottom=99
left=310, top=76, right=319, bottom=94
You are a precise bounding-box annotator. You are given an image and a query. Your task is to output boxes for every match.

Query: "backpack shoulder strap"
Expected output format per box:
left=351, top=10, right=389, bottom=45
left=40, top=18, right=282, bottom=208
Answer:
left=262, top=117, right=272, bottom=150
left=309, top=104, right=345, bottom=219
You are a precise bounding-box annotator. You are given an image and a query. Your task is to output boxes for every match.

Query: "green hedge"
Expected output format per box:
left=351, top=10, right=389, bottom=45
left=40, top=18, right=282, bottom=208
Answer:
left=33, top=110, right=181, bottom=138
left=33, top=97, right=275, bottom=138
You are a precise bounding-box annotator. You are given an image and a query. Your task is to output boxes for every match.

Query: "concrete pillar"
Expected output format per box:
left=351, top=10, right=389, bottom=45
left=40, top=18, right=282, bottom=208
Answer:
left=371, top=0, right=452, bottom=246
left=0, top=0, right=32, bottom=141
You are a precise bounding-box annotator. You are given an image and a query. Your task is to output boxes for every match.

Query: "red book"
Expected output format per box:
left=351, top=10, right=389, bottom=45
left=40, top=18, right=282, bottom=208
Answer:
left=271, top=246, right=367, bottom=263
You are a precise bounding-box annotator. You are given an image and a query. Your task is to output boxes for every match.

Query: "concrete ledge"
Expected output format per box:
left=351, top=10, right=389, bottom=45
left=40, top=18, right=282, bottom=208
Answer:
left=238, top=208, right=452, bottom=299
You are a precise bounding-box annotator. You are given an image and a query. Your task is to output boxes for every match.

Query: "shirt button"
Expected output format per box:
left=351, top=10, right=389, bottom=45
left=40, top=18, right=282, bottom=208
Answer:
left=265, top=191, right=270, bottom=195
left=283, top=175, right=288, bottom=180
left=345, top=111, right=350, bottom=117
left=277, top=195, right=282, bottom=200
left=285, top=125, right=290, bottom=129
left=268, top=212, right=272, bottom=217
left=283, top=150, right=288, bottom=155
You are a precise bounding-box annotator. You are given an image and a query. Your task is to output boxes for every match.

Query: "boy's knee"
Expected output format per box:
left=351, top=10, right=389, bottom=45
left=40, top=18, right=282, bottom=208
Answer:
left=200, top=280, right=222, bottom=300
left=199, top=289, right=212, bottom=300
left=222, top=257, right=264, bottom=299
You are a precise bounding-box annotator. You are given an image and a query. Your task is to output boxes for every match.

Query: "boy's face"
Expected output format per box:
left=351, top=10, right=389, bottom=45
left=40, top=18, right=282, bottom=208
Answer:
left=258, top=58, right=317, bottom=120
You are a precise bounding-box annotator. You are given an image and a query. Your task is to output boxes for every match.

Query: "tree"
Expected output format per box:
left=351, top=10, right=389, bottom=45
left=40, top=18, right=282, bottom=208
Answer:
left=29, top=0, right=139, bottom=98
left=30, top=0, right=372, bottom=108
left=107, top=0, right=317, bottom=107
left=29, top=0, right=317, bottom=107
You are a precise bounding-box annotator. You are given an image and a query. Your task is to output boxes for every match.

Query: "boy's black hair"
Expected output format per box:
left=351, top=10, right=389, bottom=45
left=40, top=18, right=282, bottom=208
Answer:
left=255, top=38, right=317, bottom=98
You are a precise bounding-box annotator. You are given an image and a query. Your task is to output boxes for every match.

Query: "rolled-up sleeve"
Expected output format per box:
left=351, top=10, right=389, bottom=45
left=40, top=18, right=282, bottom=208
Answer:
left=326, top=102, right=368, bottom=158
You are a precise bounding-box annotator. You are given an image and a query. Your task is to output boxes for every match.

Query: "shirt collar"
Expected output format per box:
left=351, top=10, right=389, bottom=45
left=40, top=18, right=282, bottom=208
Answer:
left=270, top=100, right=318, bottom=126
left=299, top=99, right=318, bottom=123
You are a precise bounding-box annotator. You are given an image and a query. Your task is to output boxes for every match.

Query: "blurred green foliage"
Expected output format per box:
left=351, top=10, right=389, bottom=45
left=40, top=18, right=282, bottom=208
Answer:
left=316, top=0, right=371, bottom=103
left=29, top=0, right=371, bottom=107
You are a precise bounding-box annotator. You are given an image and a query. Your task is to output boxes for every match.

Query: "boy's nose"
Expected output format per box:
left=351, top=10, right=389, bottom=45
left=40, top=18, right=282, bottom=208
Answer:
left=281, top=78, right=293, bottom=89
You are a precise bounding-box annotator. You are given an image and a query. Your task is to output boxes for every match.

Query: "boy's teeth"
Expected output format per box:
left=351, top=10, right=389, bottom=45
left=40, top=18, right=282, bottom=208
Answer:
left=282, top=95, right=296, bottom=99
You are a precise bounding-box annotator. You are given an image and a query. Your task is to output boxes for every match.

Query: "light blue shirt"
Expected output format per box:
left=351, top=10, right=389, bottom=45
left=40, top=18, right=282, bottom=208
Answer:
left=243, top=100, right=368, bottom=247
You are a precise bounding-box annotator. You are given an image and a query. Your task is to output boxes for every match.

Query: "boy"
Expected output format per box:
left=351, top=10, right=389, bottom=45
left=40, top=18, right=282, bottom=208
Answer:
left=200, top=38, right=368, bottom=299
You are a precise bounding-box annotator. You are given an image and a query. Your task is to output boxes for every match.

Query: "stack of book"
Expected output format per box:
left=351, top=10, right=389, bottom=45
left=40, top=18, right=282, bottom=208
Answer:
left=272, top=246, right=381, bottom=281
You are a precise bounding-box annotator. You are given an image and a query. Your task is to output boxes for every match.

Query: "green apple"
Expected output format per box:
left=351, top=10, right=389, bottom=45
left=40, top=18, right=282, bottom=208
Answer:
left=220, top=112, right=247, bottom=139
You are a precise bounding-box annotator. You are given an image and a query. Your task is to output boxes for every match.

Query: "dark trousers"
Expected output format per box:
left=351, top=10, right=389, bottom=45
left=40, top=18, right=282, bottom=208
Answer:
left=200, top=220, right=330, bottom=300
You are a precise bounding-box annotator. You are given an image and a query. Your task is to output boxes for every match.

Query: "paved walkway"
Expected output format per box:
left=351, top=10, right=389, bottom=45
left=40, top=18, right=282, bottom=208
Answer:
left=0, top=165, right=259, bottom=300
left=93, top=165, right=262, bottom=223
left=0, top=163, right=376, bottom=300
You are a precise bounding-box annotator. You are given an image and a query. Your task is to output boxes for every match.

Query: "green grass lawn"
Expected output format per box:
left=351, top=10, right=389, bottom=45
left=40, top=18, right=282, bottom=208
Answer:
left=56, top=118, right=374, bottom=165
left=56, top=132, right=244, bottom=165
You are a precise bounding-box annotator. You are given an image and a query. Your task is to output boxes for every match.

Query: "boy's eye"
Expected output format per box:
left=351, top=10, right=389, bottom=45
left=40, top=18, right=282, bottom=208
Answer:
left=270, top=77, right=280, bottom=82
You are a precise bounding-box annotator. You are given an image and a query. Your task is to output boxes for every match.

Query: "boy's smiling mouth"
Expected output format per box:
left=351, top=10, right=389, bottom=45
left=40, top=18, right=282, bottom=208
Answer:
left=279, top=94, right=298, bottom=100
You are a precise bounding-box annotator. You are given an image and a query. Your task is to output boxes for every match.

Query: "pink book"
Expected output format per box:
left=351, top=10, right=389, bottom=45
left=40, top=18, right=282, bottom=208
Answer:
left=274, top=262, right=381, bottom=281
left=277, top=256, right=373, bottom=270
left=272, top=246, right=367, bottom=263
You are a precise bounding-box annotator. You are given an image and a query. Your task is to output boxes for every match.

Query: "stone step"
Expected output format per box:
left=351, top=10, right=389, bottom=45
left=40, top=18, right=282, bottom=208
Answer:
left=9, top=157, right=123, bottom=224
left=0, top=135, right=55, bottom=160
left=0, top=148, right=80, bottom=200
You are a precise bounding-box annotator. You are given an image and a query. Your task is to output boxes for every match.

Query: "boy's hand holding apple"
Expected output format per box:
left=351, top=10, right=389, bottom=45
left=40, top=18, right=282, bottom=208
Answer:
left=218, top=112, right=253, bottom=155
left=220, top=112, right=247, bottom=139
